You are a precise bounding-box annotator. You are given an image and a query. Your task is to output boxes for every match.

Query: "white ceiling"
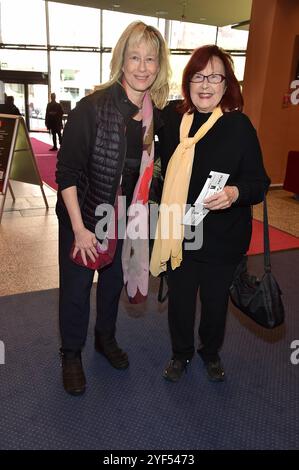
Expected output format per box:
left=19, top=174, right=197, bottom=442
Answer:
left=48, top=0, right=252, bottom=27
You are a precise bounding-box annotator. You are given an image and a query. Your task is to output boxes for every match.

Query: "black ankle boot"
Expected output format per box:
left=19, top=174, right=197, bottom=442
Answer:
left=94, top=330, right=129, bottom=369
left=163, top=358, right=190, bottom=382
left=60, top=349, right=86, bottom=396
left=197, top=350, right=225, bottom=382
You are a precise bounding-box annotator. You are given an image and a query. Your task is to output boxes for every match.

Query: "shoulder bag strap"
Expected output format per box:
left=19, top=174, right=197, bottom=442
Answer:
left=263, top=194, right=272, bottom=273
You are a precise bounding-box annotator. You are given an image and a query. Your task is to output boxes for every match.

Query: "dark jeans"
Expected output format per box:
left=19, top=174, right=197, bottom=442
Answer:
left=167, top=254, right=240, bottom=363
left=51, top=129, right=62, bottom=148
left=58, top=222, right=124, bottom=351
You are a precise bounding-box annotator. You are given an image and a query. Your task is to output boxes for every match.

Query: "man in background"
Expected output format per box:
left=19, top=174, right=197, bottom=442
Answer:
left=45, top=93, right=63, bottom=151
left=0, top=95, right=21, bottom=115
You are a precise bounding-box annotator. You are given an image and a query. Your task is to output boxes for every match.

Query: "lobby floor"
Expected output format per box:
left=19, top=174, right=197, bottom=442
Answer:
left=1, top=132, right=299, bottom=296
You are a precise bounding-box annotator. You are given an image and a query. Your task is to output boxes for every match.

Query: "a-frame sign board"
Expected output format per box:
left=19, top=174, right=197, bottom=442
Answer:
left=0, top=114, right=48, bottom=223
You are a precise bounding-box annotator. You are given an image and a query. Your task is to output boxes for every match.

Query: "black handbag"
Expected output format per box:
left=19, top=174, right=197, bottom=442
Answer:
left=229, top=196, right=284, bottom=329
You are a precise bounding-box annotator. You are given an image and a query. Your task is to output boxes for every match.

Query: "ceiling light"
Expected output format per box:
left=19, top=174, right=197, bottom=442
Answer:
left=112, top=3, right=120, bottom=7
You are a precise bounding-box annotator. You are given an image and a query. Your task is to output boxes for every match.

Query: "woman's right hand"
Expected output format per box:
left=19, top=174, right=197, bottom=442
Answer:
left=72, top=227, right=99, bottom=266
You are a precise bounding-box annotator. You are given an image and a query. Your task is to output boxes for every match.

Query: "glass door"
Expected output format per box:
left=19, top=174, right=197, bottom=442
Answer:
left=28, top=84, right=48, bottom=131
left=4, top=82, right=48, bottom=132
left=4, top=83, right=25, bottom=117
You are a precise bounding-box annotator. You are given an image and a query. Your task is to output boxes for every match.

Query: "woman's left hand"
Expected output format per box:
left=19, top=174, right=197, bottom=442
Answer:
left=203, top=185, right=239, bottom=210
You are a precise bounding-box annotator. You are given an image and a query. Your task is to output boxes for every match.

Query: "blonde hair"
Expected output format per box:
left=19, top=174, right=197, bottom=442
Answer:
left=95, top=21, right=171, bottom=109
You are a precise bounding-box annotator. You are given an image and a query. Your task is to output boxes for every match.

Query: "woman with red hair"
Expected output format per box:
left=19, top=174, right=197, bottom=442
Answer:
left=151, top=45, right=270, bottom=382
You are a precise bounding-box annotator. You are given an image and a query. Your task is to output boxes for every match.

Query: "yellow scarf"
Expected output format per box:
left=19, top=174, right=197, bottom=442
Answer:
left=150, top=106, right=223, bottom=277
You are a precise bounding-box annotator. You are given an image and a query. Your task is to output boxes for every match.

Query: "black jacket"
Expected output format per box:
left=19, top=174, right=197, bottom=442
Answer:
left=56, top=82, right=144, bottom=231
left=157, top=102, right=271, bottom=263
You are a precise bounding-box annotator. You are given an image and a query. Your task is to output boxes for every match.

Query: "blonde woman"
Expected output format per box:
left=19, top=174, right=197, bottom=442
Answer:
left=56, top=22, right=170, bottom=395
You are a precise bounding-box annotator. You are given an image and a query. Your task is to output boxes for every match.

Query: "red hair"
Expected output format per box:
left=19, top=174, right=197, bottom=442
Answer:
left=180, top=45, right=243, bottom=113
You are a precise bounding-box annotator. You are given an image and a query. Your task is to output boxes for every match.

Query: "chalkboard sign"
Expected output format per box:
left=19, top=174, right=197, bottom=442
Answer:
left=0, top=114, right=48, bottom=223
left=0, top=114, right=18, bottom=193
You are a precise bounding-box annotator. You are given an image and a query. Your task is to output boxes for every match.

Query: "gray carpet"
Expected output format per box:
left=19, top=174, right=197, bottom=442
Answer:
left=0, top=250, right=298, bottom=450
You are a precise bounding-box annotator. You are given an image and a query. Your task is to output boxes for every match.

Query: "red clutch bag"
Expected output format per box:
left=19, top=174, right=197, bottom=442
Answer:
left=70, top=237, right=117, bottom=270
left=70, top=187, right=121, bottom=270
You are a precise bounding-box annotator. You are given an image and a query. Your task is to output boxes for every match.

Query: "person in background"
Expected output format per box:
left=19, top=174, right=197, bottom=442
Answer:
left=0, top=95, right=21, bottom=115
left=56, top=21, right=170, bottom=396
left=150, top=45, right=270, bottom=383
left=45, top=93, right=63, bottom=151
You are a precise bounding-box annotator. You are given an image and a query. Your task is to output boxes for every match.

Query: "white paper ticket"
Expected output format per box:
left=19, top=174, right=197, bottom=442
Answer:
left=183, top=171, right=230, bottom=226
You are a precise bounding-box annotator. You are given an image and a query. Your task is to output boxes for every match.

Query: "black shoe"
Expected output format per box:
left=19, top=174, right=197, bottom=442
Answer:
left=50, top=147, right=58, bottom=151
left=60, top=349, right=86, bottom=396
left=205, top=360, right=225, bottom=382
left=162, top=358, right=190, bottom=382
left=94, top=331, right=129, bottom=369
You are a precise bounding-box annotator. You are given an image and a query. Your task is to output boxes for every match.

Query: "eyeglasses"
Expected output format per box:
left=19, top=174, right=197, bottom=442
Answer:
left=190, top=73, right=226, bottom=84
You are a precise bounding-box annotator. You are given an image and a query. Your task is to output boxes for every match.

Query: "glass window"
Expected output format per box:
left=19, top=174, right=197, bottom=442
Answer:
left=231, top=55, right=247, bottom=82
left=169, top=54, right=191, bottom=100
left=0, top=49, right=47, bottom=72
left=50, top=52, right=101, bottom=109
left=102, top=10, right=160, bottom=48
left=28, top=84, right=48, bottom=131
left=217, top=26, right=249, bottom=51
left=48, top=2, right=101, bottom=47
left=4, top=83, right=25, bottom=115
left=169, top=21, right=217, bottom=49
left=0, top=0, right=46, bottom=44
left=102, top=53, right=112, bottom=84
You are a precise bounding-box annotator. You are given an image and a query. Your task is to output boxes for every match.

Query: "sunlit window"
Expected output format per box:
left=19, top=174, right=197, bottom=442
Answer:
left=217, top=25, right=249, bottom=51
left=48, top=2, right=101, bottom=47
left=102, top=10, right=161, bottom=48
left=230, top=55, right=247, bottom=82
left=0, top=0, right=46, bottom=44
left=0, top=49, right=47, bottom=72
left=50, top=51, right=101, bottom=108
left=102, top=53, right=112, bottom=84
left=169, top=21, right=217, bottom=49
left=169, top=54, right=191, bottom=99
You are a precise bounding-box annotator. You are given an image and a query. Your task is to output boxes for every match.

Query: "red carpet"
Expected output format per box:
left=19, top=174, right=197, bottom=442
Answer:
left=31, top=137, right=58, bottom=190
left=31, top=137, right=299, bottom=254
left=248, top=219, right=299, bottom=255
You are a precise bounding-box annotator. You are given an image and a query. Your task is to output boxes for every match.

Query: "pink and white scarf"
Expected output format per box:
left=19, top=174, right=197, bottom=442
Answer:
left=121, top=91, right=154, bottom=303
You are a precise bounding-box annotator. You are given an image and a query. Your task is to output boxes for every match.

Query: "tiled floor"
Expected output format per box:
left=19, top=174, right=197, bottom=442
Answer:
left=253, top=189, right=299, bottom=238
left=1, top=132, right=299, bottom=297
left=0, top=180, right=59, bottom=296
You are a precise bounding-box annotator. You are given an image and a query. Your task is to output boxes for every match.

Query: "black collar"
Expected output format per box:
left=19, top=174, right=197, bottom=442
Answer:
left=111, top=82, right=139, bottom=120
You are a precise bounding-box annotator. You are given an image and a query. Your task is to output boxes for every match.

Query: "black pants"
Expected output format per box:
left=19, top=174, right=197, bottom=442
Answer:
left=167, top=255, right=240, bottom=363
left=58, top=222, right=124, bottom=350
left=51, top=129, right=62, bottom=148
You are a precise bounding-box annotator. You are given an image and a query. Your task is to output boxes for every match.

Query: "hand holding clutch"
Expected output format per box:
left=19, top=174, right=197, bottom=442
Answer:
left=70, top=237, right=117, bottom=270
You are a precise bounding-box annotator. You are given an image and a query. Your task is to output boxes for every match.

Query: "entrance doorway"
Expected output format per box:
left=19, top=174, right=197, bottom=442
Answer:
left=0, top=70, right=48, bottom=132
